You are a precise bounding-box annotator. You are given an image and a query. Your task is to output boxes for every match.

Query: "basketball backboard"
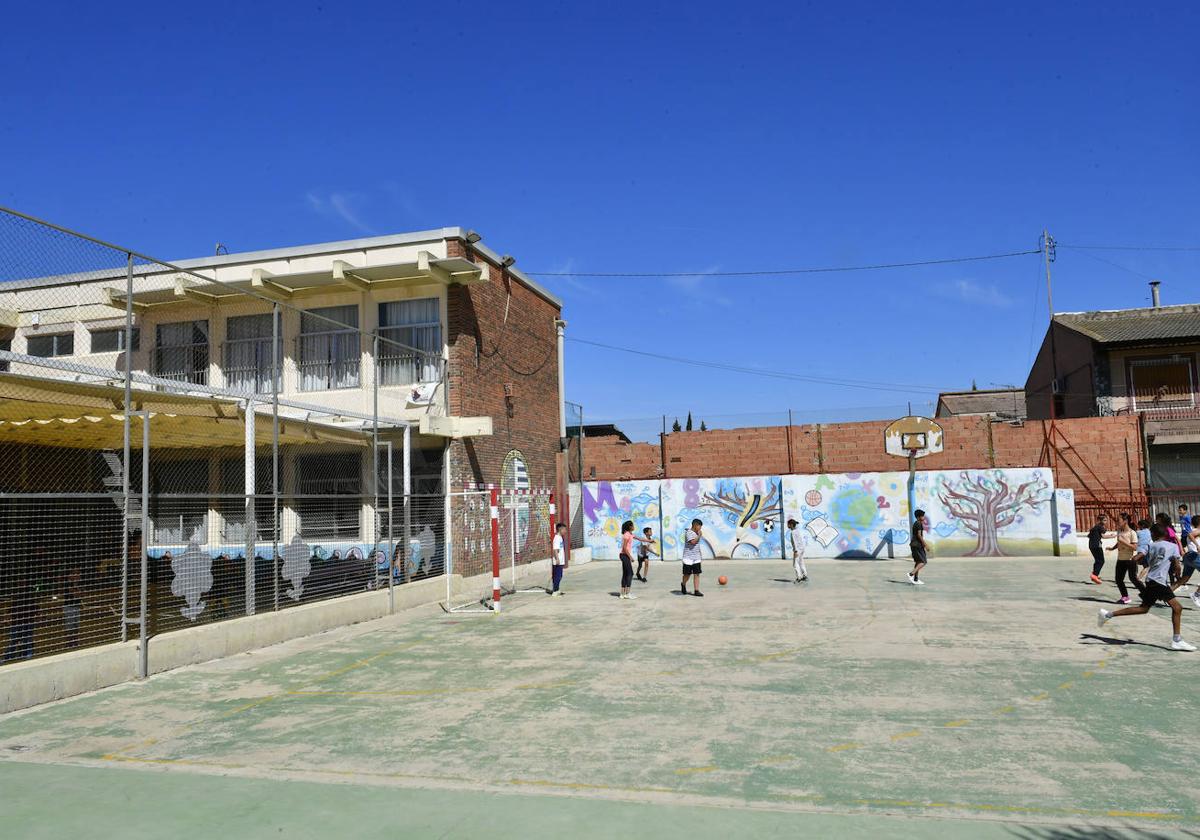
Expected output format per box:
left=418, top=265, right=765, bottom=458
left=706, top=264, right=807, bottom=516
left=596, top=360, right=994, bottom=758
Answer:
left=884, top=415, right=944, bottom=459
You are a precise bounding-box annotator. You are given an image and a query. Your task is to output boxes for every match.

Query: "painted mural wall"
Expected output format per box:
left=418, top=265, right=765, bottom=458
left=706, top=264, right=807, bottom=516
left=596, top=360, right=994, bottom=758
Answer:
left=581, top=479, right=662, bottom=560
left=1054, top=488, right=1078, bottom=556
left=782, top=472, right=911, bottom=559
left=659, top=476, right=784, bottom=560
left=584, top=467, right=1062, bottom=560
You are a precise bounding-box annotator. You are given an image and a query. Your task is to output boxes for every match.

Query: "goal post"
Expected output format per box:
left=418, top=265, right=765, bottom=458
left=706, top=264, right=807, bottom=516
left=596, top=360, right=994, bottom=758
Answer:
left=464, top=484, right=556, bottom=599
left=443, top=488, right=501, bottom=614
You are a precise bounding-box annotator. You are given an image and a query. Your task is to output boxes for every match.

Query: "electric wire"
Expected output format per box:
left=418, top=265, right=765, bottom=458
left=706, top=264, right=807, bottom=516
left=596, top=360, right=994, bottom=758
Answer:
left=528, top=249, right=1041, bottom=277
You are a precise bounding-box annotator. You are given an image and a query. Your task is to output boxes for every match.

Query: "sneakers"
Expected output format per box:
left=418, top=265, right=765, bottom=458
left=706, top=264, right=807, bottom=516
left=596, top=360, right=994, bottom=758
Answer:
left=1171, top=638, right=1197, bottom=652
left=913, top=579, right=925, bottom=586
left=799, top=575, right=808, bottom=583
left=1097, top=608, right=1111, bottom=628
left=551, top=590, right=563, bottom=597
left=1089, top=574, right=1103, bottom=585
left=1192, top=591, right=1200, bottom=608
left=1119, top=596, right=1130, bottom=605
left=692, top=591, right=704, bottom=597
left=907, top=571, right=915, bottom=584
left=626, top=593, right=638, bottom=600
left=680, top=587, right=689, bottom=596
left=618, top=593, right=628, bottom=600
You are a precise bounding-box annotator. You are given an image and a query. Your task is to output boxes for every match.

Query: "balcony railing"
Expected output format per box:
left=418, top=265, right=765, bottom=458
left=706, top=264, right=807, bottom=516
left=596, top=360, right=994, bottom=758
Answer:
left=222, top=337, right=280, bottom=395
left=151, top=343, right=209, bottom=386
left=378, top=350, right=444, bottom=388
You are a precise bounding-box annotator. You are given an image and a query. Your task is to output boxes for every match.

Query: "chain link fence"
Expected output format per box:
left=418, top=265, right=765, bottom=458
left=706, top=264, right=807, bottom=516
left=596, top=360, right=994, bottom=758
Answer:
left=0, top=207, right=450, bottom=670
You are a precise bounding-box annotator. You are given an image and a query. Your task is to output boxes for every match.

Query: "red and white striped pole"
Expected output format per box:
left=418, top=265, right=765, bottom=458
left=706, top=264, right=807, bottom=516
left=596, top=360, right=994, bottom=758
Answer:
left=490, top=487, right=502, bottom=612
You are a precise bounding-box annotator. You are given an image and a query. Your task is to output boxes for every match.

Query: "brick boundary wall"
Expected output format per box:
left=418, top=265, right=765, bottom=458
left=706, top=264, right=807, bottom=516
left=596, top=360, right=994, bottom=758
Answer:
left=584, top=415, right=1144, bottom=505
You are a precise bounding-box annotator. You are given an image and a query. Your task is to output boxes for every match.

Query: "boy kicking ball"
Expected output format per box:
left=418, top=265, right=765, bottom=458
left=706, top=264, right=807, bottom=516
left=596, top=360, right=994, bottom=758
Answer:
left=1098, top=522, right=1196, bottom=651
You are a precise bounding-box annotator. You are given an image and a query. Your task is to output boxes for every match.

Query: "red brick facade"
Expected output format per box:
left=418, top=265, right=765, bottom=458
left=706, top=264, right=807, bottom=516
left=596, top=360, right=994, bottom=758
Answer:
left=583, top=415, right=1144, bottom=505
left=444, top=239, right=563, bottom=497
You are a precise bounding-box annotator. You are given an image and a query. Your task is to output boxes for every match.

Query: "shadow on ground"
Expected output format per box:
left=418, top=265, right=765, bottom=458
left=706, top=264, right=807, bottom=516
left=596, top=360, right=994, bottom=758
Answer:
left=1007, top=825, right=1200, bottom=839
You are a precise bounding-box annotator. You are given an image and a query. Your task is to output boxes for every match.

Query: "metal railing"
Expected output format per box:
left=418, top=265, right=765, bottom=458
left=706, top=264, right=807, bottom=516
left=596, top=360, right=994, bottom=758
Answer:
left=150, top=343, right=209, bottom=386
left=222, top=337, right=278, bottom=395
left=378, top=350, right=444, bottom=388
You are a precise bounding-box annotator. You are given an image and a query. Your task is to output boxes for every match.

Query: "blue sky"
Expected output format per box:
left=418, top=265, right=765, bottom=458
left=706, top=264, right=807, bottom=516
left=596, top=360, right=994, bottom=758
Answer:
left=2, top=1, right=1197, bottom=440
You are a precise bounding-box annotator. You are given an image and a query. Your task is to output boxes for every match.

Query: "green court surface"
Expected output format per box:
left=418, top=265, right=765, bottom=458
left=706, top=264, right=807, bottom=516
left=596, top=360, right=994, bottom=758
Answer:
left=2, top=557, right=1199, bottom=839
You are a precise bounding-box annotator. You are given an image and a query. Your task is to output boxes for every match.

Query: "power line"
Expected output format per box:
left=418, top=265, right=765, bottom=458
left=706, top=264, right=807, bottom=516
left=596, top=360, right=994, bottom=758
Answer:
left=529, top=249, right=1040, bottom=277
left=1061, top=244, right=1200, bottom=253
left=1068, top=248, right=1158, bottom=281
left=567, top=337, right=945, bottom=394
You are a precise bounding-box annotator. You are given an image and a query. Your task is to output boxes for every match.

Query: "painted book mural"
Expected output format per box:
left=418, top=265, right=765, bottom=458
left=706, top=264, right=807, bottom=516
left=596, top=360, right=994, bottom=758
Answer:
left=782, top=472, right=911, bottom=559
left=584, top=466, right=1061, bottom=560
left=659, top=476, right=784, bottom=560
left=581, top=479, right=662, bottom=560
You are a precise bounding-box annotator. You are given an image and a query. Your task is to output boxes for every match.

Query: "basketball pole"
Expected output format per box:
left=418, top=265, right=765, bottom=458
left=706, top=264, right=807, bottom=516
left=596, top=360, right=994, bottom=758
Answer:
left=907, top=449, right=917, bottom=527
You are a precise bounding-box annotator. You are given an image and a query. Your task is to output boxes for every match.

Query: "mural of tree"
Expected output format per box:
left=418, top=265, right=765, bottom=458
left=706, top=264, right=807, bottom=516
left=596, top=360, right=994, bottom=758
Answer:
left=701, top=480, right=782, bottom=552
left=936, top=471, right=1050, bottom=556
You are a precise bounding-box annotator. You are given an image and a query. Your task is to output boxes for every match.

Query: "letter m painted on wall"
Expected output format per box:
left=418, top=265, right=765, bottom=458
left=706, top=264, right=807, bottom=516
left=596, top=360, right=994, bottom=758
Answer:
left=583, top=482, right=617, bottom=523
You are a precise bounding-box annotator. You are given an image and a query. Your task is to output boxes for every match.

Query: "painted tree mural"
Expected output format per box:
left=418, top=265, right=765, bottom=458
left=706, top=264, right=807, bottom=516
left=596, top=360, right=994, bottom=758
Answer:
left=701, top=480, right=782, bottom=554
left=936, top=471, right=1050, bottom=556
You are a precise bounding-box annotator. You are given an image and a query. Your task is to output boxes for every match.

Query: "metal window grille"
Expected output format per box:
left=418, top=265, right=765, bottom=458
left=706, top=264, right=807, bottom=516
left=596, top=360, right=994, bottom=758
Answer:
left=299, top=306, right=360, bottom=391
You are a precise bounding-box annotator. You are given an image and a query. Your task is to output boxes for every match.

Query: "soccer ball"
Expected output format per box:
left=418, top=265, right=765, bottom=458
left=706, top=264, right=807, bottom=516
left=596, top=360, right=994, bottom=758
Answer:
left=762, top=520, right=775, bottom=533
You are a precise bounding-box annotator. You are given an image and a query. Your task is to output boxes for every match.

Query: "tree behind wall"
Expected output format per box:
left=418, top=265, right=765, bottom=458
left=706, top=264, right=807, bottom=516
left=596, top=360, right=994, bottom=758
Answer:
left=686, top=412, right=693, bottom=431
left=672, top=418, right=682, bottom=433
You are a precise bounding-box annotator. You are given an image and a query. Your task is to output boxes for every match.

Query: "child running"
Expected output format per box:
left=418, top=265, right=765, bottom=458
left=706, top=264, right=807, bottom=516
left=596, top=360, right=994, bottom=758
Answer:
left=1107, top=512, right=1142, bottom=604
left=1087, top=514, right=1107, bottom=584
left=1171, top=515, right=1200, bottom=607
left=1098, top=522, right=1196, bottom=651
left=786, top=518, right=808, bottom=583
left=681, top=518, right=704, bottom=597
left=635, top=526, right=658, bottom=582
left=908, top=509, right=928, bottom=585
left=1156, top=512, right=1183, bottom=585
left=618, top=520, right=651, bottom=600
left=549, top=522, right=567, bottom=597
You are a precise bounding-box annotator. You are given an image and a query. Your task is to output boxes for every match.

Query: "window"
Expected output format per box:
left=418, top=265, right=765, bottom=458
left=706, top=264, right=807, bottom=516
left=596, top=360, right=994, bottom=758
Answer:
left=378, top=299, right=442, bottom=386
left=223, top=314, right=279, bottom=395
left=217, top=456, right=274, bottom=543
left=295, top=452, right=362, bottom=540
left=26, top=332, right=74, bottom=357
left=0, top=335, right=9, bottom=372
left=89, top=327, right=140, bottom=354
left=299, top=305, right=359, bottom=391
left=1130, top=357, right=1195, bottom=411
left=154, top=320, right=209, bottom=385
left=150, top=458, right=210, bottom=544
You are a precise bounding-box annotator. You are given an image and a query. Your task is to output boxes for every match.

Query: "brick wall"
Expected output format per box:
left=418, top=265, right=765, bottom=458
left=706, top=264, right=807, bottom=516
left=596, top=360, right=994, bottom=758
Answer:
left=444, top=241, right=562, bottom=497
left=585, top=415, right=1145, bottom=504
left=582, top=435, right=662, bottom=481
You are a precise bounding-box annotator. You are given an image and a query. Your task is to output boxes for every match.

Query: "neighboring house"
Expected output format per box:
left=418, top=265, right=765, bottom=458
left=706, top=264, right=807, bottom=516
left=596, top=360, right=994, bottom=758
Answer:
left=935, top=388, right=1027, bottom=420
left=1025, top=293, right=1200, bottom=489
left=0, top=227, right=565, bottom=551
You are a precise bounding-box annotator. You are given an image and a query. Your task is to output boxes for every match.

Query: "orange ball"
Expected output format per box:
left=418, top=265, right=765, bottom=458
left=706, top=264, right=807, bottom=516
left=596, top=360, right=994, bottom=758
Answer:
left=718, top=575, right=728, bottom=586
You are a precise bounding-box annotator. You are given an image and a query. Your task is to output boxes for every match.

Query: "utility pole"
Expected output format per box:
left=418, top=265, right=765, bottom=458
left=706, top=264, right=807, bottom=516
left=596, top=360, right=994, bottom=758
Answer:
left=1042, top=229, right=1059, bottom=422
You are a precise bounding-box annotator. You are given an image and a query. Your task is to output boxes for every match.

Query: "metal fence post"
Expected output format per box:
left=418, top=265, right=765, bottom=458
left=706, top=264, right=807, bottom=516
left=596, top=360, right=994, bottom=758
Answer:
left=403, top=423, right=412, bottom=589
left=272, top=302, right=280, bottom=612
left=121, top=252, right=133, bottom=641
left=244, top=398, right=256, bottom=616
left=386, top=440, right=394, bottom=614
left=139, top=409, right=150, bottom=679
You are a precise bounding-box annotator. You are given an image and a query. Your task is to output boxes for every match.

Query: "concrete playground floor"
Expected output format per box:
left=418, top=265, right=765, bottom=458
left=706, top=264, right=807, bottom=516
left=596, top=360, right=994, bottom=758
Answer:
left=2, top=556, right=1199, bottom=839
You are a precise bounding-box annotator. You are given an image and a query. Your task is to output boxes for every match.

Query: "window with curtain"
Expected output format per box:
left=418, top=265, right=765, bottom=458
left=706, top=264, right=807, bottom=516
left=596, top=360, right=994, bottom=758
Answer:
left=155, top=320, right=209, bottom=385
left=224, top=313, right=279, bottom=395
left=299, top=305, right=360, bottom=391
left=378, top=298, right=442, bottom=386
left=150, top=458, right=210, bottom=544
